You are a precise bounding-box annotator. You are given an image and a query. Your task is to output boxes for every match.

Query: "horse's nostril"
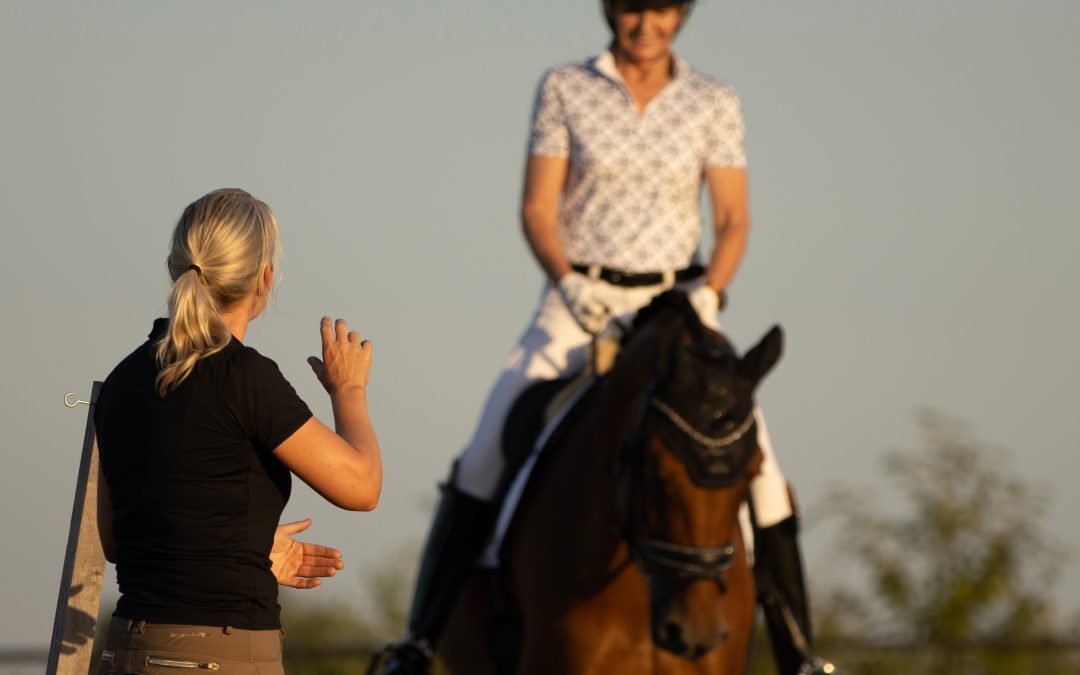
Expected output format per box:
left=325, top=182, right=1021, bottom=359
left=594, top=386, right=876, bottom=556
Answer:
left=660, top=621, right=690, bottom=654
left=663, top=622, right=683, bottom=644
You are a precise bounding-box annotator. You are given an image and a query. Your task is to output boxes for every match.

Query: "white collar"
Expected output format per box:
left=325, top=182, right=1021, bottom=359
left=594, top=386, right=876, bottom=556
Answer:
left=593, top=49, right=687, bottom=85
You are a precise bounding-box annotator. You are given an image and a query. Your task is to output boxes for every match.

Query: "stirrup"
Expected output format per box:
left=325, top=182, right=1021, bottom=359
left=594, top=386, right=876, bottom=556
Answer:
left=799, top=656, right=844, bottom=675
left=364, top=639, right=433, bottom=675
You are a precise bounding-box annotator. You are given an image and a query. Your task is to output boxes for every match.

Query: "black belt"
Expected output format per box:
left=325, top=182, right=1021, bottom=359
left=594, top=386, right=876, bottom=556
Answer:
left=571, top=263, right=705, bottom=287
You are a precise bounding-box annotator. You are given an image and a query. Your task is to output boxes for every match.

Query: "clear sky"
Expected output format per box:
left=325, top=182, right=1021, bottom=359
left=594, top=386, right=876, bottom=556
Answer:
left=2, top=0, right=1078, bottom=649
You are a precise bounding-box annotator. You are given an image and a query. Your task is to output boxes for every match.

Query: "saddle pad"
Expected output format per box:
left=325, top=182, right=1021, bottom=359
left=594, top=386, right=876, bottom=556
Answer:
left=478, top=374, right=595, bottom=569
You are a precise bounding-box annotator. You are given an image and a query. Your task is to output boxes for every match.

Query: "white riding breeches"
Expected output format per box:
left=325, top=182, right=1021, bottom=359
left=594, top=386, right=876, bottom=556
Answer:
left=454, top=279, right=795, bottom=528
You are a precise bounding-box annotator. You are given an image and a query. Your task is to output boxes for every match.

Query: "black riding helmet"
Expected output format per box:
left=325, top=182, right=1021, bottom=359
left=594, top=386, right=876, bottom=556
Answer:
left=602, top=0, right=696, bottom=33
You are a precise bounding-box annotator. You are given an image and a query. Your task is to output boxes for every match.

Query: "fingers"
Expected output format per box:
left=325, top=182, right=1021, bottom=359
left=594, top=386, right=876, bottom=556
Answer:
left=288, top=578, right=321, bottom=590
left=320, top=316, right=369, bottom=346
left=320, top=316, right=333, bottom=346
left=321, top=316, right=354, bottom=346
left=298, top=561, right=343, bottom=576
left=304, top=552, right=345, bottom=570
left=300, top=548, right=345, bottom=570
left=300, top=542, right=343, bottom=559
left=282, top=560, right=342, bottom=590
left=277, top=518, right=313, bottom=536
left=333, top=317, right=366, bottom=345
left=314, top=315, right=374, bottom=394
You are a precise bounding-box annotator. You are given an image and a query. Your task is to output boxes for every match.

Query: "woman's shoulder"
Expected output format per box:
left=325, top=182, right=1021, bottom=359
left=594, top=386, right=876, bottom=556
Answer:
left=100, top=320, right=166, bottom=386
left=538, top=55, right=604, bottom=85
left=226, top=341, right=286, bottom=379
left=218, top=342, right=303, bottom=407
left=680, top=62, right=740, bottom=100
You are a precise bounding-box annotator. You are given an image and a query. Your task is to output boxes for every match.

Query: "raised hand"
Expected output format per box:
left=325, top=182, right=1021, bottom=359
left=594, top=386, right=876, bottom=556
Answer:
left=307, top=316, right=373, bottom=395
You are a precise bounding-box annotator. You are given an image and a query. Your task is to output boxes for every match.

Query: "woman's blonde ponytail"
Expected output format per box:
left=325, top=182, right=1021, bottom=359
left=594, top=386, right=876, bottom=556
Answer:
left=154, top=189, right=280, bottom=395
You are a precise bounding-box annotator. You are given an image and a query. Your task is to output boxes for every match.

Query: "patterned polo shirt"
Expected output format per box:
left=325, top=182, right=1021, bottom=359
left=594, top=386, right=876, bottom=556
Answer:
left=529, top=50, right=746, bottom=273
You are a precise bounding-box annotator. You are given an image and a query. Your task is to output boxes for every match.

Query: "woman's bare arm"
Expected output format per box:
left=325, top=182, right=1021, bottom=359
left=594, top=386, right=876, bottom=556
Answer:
left=702, top=166, right=751, bottom=294
left=522, top=155, right=572, bottom=282
left=273, top=317, right=382, bottom=511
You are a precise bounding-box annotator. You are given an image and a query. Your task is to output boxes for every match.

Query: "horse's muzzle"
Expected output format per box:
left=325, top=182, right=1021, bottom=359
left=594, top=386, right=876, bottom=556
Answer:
left=651, top=589, right=730, bottom=660
left=653, top=616, right=729, bottom=660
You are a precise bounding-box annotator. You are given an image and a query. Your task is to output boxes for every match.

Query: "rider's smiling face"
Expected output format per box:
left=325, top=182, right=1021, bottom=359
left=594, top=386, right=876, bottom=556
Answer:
left=611, top=5, right=685, bottom=66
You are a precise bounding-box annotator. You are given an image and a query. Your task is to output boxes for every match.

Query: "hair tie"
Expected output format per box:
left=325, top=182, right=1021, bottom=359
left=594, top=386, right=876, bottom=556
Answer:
left=188, top=263, right=202, bottom=276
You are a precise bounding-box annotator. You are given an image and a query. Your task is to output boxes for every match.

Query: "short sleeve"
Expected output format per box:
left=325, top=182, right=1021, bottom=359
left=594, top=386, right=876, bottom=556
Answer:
left=231, top=349, right=313, bottom=453
left=528, top=69, right=569, bottom=157
left=705, top=85, right=747, bottom=168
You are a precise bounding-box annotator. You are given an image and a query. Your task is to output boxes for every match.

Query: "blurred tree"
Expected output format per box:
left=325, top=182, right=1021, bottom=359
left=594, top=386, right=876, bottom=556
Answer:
left=210, top=413, right=1080, bottom=675
left=278, top=542, right=418, bottom=675
left=819, top=410, right=1069, bottom=674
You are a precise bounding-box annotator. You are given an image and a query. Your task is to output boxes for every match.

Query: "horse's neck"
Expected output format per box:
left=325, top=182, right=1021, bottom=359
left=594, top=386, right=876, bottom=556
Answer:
left=598, top=347, right=658, bottom=442
left=562, top=358, right=658, bottom=530
left=519, top=361, right=654, bottom=528
left=503, top=330, right=671, bottom=607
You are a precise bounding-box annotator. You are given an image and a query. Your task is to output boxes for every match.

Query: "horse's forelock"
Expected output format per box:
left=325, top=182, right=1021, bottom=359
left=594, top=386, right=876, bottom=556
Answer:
left=631, top=290, right=696, bottom=332
left=624, top=290, right=703, bottom=378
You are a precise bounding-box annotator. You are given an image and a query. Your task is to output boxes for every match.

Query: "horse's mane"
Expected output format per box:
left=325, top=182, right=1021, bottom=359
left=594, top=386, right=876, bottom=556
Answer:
left=623, top=289, right=726, bottom=362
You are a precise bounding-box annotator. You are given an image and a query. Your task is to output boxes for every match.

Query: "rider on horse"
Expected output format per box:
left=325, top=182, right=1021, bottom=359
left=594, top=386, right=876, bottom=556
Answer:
left=370, top=2, right=818, bottom=673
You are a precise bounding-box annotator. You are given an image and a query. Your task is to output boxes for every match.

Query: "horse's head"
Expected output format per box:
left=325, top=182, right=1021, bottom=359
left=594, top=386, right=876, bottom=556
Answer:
left=615, top=291, right=783, bottom=660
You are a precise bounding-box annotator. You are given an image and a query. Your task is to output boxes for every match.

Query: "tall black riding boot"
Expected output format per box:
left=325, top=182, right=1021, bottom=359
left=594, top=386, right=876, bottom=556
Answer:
left=754, top=515, right=816, bottom=675
left=366, top=484, right=498, bottom=675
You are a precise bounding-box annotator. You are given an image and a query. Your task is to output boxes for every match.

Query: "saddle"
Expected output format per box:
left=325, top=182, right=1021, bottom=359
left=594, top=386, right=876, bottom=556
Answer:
left=495, top=336, right=620, bottom=502
left=497, top=372, right=589, bottom=498
left=474, top=366, right=600, bottom=675
left=475, top=351, right=615, bottom=576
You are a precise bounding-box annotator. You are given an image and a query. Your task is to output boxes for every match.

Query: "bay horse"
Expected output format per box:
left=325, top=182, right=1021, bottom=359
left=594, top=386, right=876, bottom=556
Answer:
left=437, top=291, right=784, bottom=675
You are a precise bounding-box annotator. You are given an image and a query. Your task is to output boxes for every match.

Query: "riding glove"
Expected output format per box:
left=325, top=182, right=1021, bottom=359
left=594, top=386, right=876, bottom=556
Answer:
left=686, top=280, right=724, bottom=325
left=557, top=271, right=609, bottom=334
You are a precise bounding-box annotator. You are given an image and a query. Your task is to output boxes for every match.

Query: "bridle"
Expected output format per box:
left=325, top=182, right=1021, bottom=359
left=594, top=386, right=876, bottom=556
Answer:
left=596, top=299, right=757, bottom=587
left=612, top=379, right=757, bottom=587
left=649, top=398, right=757, bottom=454
left=632, top=534, right=738, bottom=583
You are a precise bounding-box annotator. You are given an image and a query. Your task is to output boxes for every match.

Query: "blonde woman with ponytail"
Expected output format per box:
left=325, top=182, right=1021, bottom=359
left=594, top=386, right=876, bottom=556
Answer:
left=93, top=188, right=383, bottom=675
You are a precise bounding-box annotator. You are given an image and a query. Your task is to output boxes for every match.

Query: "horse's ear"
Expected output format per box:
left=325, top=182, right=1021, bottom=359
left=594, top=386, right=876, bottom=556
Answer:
left=739, top=324, right=783, bottom=386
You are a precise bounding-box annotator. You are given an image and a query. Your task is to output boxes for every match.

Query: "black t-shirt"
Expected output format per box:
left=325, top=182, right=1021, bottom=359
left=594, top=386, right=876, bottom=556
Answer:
left=95, top=319, right=313, bottom=629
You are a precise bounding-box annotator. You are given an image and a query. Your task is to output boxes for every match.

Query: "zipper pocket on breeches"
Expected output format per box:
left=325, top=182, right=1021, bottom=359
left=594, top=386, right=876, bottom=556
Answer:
left=145, top=656, right=221, bottom=670
left=102, top=651, right=220, bottom=671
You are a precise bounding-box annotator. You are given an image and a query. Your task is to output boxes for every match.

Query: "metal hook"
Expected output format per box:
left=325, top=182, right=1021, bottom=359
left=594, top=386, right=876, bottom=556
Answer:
left=64, top=392, right=92, bottom=408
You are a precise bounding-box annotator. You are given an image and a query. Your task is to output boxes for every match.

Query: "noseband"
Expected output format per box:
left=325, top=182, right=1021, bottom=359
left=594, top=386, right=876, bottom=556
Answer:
left=632, top=536, right=737, bottom=582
